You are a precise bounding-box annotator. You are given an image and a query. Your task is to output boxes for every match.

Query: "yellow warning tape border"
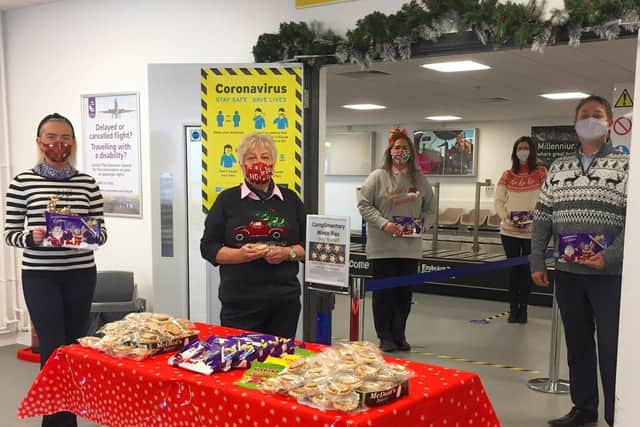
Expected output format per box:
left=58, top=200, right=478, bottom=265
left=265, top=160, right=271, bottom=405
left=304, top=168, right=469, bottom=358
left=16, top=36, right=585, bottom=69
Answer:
left=332, top=337, right=540, bottom=374
left=483, top=311, right=510, bottom=322
left=412, top=351, right=540, bottom=374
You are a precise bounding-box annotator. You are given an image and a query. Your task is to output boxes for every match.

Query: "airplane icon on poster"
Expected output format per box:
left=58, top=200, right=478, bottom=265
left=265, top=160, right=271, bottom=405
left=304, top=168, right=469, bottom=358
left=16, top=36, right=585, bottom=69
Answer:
left=99, top=98, right=136, bottom=118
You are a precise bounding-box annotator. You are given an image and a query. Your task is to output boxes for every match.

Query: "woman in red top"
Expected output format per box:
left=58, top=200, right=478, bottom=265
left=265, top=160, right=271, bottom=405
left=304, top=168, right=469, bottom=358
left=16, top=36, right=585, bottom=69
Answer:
left=494, top=136, right=547, bottom=323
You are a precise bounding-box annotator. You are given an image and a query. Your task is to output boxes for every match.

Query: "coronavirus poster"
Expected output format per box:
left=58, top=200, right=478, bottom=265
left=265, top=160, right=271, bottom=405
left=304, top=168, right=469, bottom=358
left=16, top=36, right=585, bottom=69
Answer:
left=200, top=65, right=303, bottom=212
left=81, top=92, right=142, bottom=217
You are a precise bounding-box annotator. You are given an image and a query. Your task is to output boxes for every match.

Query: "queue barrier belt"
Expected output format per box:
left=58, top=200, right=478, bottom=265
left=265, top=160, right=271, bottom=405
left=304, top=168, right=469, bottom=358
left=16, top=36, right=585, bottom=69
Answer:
left=365, top=252, right=552, bottom=292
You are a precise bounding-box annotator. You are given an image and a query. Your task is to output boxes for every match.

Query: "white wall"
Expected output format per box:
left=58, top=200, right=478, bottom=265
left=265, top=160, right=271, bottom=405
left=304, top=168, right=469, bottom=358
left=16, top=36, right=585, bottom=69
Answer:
left=2, top=0, right=409, bottom=307
left=325, top=116, right=572, bottom=226
left=614, top=33, right=640, bottom=427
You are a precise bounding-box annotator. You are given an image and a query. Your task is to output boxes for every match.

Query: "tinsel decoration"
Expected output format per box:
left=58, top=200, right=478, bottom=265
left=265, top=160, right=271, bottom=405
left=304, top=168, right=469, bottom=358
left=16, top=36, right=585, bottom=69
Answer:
left=621, top=10, right=640, bottom=32
left=417, top=24, right=442, bottom=42
left=253, top=0, right=640, bottom=65
left=531, top=26, right=552, bottom=53
left=549, top=9, right=569, bottom=27
left=568, top=23, right=583, bottom=47
left=592, top=22, right=622, bottom=40
left=395, top=36, right=413, bottom=60
left=335, top=44, right=350, bottom=64
left=380, top=42, right=397, bottom=62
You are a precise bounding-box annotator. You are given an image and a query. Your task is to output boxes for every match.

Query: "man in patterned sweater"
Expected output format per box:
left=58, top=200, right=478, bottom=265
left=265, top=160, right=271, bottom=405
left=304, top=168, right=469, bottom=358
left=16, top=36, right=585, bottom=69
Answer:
left=531, top=96, right=628, bottom=427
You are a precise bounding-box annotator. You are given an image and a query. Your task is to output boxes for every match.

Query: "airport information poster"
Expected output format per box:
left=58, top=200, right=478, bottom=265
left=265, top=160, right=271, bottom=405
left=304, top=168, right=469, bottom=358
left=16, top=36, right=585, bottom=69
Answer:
left=81, top=92, right=142, bottom=217
left=200, top=65, right=303, bottom=212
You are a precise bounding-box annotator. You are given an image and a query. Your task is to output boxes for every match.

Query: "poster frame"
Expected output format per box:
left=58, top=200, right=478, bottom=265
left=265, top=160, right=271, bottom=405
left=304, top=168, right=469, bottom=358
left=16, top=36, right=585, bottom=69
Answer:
left=413, top=128, right=479, bottom=177
left=200, top=63, right=304, bottom=212
left=80, top=91, right=143, bottom=218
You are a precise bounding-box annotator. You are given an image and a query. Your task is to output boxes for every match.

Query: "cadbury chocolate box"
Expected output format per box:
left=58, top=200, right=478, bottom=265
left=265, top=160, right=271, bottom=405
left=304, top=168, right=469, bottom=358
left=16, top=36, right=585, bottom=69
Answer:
left=558, top=232, right=612, bottom=263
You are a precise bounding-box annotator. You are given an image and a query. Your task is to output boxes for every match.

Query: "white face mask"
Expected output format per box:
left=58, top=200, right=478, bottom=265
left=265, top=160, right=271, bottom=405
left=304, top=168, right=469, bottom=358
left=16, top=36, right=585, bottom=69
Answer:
left=516, top=150, right=530, bottom=162
left=575, top=117, right=609, bottom=144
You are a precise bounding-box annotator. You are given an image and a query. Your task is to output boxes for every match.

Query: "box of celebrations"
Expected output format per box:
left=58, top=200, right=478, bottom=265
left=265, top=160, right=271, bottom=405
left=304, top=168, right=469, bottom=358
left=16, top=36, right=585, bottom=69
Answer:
left=43, top=211, right=101, bottom=249
left=558, top=232, right=612, bottom=263
left=392, top=216, right=424, bottom=237
left=509, top=210, right=532, bottom=228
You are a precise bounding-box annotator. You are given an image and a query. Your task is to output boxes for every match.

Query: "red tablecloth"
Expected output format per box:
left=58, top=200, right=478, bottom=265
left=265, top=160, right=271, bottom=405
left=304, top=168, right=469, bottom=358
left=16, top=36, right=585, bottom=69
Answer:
left=19, top=324, right=500, bottom=426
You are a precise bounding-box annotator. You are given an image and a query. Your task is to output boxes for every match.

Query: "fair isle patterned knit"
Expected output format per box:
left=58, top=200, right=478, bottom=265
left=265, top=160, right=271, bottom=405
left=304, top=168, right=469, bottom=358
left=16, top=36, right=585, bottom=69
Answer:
left=494, top=165, right=547, bottom=239
left=530, top=144, right=628, bottom=276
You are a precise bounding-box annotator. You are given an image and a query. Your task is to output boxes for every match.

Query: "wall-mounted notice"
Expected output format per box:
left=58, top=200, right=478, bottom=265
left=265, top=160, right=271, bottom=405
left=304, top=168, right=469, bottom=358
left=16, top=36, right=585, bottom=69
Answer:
left=81, top=92, right=142, bottom=217
left=612, top=82, right=633, bottom=154
left=200, top=65, right=303, bottom=213
left=531, top=125, right=578, bottom=168
left=305, top=215, right=350, bottom=291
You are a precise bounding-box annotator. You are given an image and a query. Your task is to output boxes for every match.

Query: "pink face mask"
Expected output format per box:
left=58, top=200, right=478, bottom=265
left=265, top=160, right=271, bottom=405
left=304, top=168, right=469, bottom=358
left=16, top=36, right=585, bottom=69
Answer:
left=43, top=142, right=72, bottom=163
left=245, top=161, right=273, bottom=184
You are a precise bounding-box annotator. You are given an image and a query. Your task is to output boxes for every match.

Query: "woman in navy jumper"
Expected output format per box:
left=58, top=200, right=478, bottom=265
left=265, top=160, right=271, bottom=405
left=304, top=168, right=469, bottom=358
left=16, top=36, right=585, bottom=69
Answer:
left=200, top=133, right=306, bottom=338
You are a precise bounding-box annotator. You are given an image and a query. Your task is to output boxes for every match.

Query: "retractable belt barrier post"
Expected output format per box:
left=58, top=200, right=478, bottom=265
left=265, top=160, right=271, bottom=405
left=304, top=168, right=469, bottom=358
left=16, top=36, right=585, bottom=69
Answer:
left=349, top=251, right=568, bottom=396
left=349, top=276, right=366, bottom=341
left=431, top=183, right=440, bottom=251
left=527, top=281, right=570, bottom=394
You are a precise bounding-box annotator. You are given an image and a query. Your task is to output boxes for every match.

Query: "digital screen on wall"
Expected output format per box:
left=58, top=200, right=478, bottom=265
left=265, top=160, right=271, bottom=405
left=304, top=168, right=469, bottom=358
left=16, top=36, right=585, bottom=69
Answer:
left=531, top=125, right=579, bottom=167
left=413, top=129, right=477, bottom=176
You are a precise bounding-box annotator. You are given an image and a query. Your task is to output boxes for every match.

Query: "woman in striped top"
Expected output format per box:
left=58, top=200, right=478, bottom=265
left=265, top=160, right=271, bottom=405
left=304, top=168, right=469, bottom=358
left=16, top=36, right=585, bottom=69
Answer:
left=4, top=113, right=107, bottom=427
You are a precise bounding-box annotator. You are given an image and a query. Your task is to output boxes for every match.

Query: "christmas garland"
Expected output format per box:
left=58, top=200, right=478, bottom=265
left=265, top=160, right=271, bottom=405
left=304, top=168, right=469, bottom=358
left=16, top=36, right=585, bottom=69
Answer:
left=252, top=0, right=640, bottom=66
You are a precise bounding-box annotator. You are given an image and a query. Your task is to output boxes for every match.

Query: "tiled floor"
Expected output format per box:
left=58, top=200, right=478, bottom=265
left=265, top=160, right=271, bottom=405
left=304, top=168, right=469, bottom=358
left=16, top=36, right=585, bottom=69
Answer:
left=5, top=293, right=607, bottom=426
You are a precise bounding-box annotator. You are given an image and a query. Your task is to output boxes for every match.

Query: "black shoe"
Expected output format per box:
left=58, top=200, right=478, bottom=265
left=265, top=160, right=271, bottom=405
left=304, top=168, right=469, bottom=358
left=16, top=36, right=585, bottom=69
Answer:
left=548, top=408, right=597, bottom=426
left=379, top=340, right=397, bottom=352
left=517, top=305, right=528, bottom=323
left=508, top=308, right=519, bottom=323
left=396, top=340, right=411, bottom=352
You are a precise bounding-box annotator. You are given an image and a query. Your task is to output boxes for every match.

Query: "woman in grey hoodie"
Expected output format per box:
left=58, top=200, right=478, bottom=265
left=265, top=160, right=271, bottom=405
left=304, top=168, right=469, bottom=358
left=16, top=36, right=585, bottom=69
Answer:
left=358, top=128, right=436, bottom=352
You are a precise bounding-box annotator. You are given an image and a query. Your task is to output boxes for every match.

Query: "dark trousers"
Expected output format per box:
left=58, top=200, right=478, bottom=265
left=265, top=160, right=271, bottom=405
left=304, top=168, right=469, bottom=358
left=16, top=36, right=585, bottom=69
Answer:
left=500, top=235, right=532, bottom=307
left=221, top=293, right=301, bottom=338
left=371, top=258, right=419, bottom=344
left=555, top=271, right=621, bottom=426
left=22, top=267, right=97, bottom=427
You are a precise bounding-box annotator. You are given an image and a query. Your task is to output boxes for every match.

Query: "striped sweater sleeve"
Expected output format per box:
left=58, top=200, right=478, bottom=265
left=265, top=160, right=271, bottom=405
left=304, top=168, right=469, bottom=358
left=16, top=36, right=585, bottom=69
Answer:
left=87, top=178, right=108, bottom=245
left=530, top=167, right=554, bottom=272
left=4, top=176, right=33, bottom=248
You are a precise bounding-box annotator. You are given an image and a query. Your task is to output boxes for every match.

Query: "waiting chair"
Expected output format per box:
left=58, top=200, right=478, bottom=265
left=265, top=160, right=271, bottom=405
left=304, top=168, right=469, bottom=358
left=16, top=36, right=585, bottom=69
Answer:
left=460, top=209, right=491, bottom=227
left=486, top=213, right=502, bottom=229
left=87, top=271, right=145, bottom=335
left=438, top=208, right=464, bottom=227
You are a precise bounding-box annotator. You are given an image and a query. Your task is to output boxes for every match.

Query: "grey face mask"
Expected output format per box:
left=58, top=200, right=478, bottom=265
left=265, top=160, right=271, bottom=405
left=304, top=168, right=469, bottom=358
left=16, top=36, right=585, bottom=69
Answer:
left=575, top=117, right=609, bottom=144
left=516, top=150, right=530, bottom=162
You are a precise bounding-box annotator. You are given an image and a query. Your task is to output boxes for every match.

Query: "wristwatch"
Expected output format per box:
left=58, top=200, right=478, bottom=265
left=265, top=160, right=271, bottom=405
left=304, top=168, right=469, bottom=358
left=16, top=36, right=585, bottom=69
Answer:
left=289, top=247, right=297, bottom=261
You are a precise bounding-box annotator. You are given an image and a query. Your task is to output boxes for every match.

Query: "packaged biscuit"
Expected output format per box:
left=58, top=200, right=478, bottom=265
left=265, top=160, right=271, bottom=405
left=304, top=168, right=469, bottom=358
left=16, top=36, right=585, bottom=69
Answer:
left=77, top=312, right=198, bottom=360
left=266, top=341, right=414, bottom=412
